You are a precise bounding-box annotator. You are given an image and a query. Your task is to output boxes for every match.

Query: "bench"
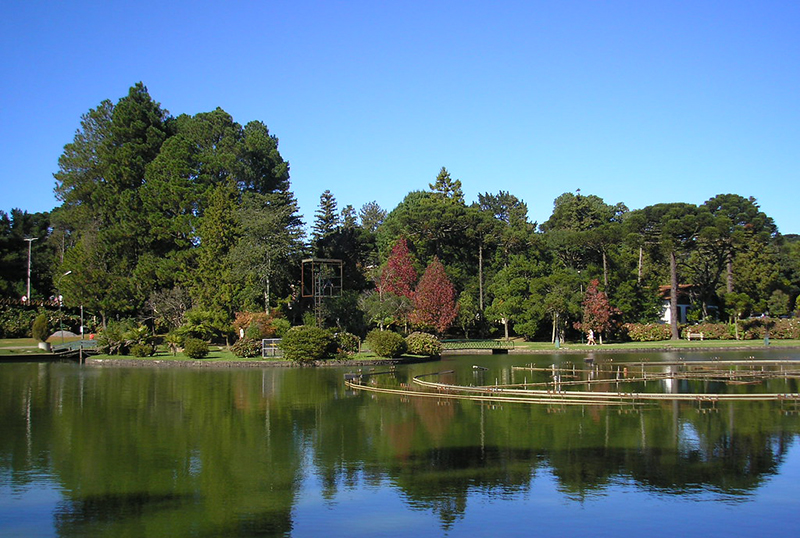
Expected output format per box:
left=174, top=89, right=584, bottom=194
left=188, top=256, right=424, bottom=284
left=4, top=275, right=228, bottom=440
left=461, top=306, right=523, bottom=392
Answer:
left=686, top=332, right=704, bottom=341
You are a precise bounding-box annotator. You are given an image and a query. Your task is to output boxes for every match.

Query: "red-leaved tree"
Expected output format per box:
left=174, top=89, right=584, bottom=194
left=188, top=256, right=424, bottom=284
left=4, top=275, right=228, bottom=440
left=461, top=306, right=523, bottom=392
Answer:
left=380, top=238, right=417, bottom=299
left=410, top=256, right=459, bottom=334
left=575, top=279, right=618, bottom=344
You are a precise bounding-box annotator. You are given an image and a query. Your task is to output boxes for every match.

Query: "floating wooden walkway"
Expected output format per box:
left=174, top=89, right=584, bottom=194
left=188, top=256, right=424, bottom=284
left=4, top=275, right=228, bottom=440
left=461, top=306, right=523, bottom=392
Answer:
left=345, top=359, right=800, bottom=406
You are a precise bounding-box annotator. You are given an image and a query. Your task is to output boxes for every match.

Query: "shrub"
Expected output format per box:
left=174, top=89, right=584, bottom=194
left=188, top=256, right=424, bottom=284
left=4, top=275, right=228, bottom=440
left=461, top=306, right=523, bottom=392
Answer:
left=2, top=306, right=39, bottom=338
left=680, top=323, right=735, bottom=340
left=183, top=337, right=209, bottom=359
left=622, top=323, right=673, bottom=342
left=334, top=332, right=361, bottom=356
left=279, top=326, right=335, bottom=363
left=32, top=313, right=49, bottom=342
left=272, top=318, right=291, bottom=338
left=232, top=337, right=262, bottom=358
left=405, top=332, right=442, bottom=357
left=245, top=322, right=263, bottom=340
left=130, top=343, right=155, bottom=357
left=174, top=309, right=232, bottom=343
left=365, top=329, right=407, bottom=358
left=739, top=317, right=800, bottom=340
left=96, top=320, right=150, bottom=355
left=232, top=311, right=280, bottom=340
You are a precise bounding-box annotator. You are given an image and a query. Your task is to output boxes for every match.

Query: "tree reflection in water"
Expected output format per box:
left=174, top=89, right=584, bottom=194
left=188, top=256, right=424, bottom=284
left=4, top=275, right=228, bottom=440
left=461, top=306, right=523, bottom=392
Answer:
left=0, top=357, right=798, bottom=536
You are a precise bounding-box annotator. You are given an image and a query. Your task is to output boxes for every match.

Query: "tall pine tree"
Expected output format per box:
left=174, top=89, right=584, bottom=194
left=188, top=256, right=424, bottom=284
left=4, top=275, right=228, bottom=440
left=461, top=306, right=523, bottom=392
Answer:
left=312, top=190, right=339, bottom=242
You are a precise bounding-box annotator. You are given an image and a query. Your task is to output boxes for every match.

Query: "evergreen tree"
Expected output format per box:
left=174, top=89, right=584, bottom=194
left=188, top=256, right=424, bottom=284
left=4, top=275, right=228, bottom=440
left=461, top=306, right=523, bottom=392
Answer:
left=429, top=167, right=464, bottom=204
left=340, top=205, right=358, bottom=229
left=359, top=201, right=386, bottom=233
left=313, top=190, right=339, bottom=241
left=230, top=191, right=305, bottom=311
left=193, top=180, right=240, bottom=314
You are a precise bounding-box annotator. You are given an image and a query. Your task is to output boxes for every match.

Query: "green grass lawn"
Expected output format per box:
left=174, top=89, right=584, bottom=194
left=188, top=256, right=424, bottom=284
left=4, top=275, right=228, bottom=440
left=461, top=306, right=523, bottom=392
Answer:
left=511, top=339, right=800, bottom=351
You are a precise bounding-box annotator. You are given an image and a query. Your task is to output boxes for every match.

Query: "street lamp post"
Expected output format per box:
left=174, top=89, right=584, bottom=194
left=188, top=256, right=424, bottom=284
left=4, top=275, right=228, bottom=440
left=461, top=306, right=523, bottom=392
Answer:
left=58, top=271, right=72, bottom=344
left=24, top=237, right=38, bottom=302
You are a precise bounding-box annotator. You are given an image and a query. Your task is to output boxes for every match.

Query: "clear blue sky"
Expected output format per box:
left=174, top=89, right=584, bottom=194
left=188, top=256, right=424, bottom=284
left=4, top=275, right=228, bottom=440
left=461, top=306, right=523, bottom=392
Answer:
left=1, top=1, right=798, bottom=233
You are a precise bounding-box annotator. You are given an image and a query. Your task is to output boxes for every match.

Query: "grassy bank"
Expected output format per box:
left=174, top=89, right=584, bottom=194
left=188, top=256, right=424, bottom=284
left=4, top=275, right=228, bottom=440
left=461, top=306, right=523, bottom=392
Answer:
left=511, top=339, right=800, bottom=352
left=4, top=337, right=800, bottom=362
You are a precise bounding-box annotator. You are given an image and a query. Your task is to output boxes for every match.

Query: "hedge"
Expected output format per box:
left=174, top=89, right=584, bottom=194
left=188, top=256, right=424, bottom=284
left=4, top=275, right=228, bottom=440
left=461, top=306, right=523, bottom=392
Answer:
left=365, top=329, right=406, bottom=358
left=405, top=332, right=442, bottom=357
left=183, top=337, right=209, bottom=359
left=624, top=319, right=800, bottom=341
left=279, top=326, right=336, bottom=362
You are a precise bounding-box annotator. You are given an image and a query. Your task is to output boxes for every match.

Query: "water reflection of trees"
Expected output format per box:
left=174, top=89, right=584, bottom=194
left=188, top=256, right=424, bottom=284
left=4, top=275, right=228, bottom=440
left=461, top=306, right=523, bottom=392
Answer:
left=313, top=375, right=799, bottom=525
left=1, top=363, right=799, bottom=535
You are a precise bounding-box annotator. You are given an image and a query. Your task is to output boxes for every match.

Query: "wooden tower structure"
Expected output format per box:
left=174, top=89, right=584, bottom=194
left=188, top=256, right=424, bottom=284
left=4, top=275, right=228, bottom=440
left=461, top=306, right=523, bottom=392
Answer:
left=301, top=258, right=343, bottom=326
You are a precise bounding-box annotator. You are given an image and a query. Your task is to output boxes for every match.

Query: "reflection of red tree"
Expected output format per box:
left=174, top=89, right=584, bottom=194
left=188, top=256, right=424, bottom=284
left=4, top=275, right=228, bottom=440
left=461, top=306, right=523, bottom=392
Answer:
left=385, top=396, right=457, bottom=460
left=411, top=396, right=455, bottom=443
left=233, top=376, right=252, bottom=411
left=386, top=421, right=417, bottom=461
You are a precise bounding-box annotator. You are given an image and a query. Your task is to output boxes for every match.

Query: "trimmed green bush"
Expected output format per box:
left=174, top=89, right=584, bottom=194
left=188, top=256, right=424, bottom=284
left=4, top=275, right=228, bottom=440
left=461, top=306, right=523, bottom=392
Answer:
left=272, top=318, right=291, bottom=338
left=232, top=337, right=262, bottom=358
left=279, top=326, right=335, bottom=363
left=365, top=329, right=407, bottom=358
left=183, top=337, right=209, bottom=359
left=32, top=313, right=49, bottom=342
left=130, top=343, right=155, bottom=357
left=405, top=331, right=442, bottom=357
left=334, top=331, right=361, bottom=356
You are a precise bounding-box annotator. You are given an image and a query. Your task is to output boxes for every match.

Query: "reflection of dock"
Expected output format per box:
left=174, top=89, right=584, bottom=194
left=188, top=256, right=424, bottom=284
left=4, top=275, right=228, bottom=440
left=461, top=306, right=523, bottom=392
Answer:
left=347, top=359, right=800, bottom=407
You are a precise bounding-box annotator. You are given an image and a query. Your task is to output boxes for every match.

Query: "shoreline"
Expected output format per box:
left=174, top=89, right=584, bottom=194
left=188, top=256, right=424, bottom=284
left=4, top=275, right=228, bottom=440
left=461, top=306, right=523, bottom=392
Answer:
left=84, top=356, right=438, bottom=368
left=4, top=343, right=800, bottom=367
left=83, top=344, right=800, bottom=367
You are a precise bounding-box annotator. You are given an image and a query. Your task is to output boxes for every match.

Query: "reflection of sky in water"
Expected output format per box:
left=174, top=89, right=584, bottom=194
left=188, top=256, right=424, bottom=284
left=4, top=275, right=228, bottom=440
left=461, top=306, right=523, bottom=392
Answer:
left=6, top=453, right=799, bottom=538
left=288, top=443, right=800, bottom=538
left=679, top=421, right=702, bottom=453
left=0, top=479, right=62, bottom=537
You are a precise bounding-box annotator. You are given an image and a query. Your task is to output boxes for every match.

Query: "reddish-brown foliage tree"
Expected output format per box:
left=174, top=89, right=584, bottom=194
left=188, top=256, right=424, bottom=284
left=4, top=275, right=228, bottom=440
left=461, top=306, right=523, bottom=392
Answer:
left=575, top=279, right=618, bottom=343
left=380, top=238, right=417, bottom=299
left=410, top=256, right=459, bottom=334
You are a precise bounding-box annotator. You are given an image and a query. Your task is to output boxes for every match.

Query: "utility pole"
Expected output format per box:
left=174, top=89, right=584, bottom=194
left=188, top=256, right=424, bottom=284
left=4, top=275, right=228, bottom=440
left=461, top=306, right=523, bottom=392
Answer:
left=24, top=237, right=38, bottom=302
left=58, top=271, right=72, bottom=344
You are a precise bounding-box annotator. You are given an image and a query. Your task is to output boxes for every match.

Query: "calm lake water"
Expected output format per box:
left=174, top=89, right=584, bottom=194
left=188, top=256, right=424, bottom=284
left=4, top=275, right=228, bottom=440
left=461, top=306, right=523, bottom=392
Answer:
left=2, top=350, right=800, bottom=537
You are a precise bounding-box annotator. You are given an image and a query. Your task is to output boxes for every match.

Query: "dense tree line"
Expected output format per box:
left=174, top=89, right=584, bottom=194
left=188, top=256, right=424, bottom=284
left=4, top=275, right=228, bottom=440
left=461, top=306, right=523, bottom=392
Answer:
left=2, top=83, right=799, bottom=341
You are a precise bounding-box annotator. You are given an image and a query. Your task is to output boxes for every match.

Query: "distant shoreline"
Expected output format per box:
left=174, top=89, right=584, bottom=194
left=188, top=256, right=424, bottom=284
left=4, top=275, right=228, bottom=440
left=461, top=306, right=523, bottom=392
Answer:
left=4, top=343, right=800, bottom=367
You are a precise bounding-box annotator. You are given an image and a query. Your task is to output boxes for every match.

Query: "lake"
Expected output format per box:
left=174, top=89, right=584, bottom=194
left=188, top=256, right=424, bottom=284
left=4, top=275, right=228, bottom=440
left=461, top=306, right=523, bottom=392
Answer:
left=2, top=350, right=800, bottom=537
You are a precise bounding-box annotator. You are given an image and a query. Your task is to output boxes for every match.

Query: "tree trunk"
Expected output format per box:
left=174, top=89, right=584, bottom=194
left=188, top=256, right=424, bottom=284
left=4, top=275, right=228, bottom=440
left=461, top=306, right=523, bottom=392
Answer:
left=502, top=317, right=509, bottom=340
left=669, top=250, right=680, bottom=340
left=726, top=252, right=734, bottom=294
left=638, top=247, right=643, bottom=284
left=478, top=243, right=484, bottom=311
